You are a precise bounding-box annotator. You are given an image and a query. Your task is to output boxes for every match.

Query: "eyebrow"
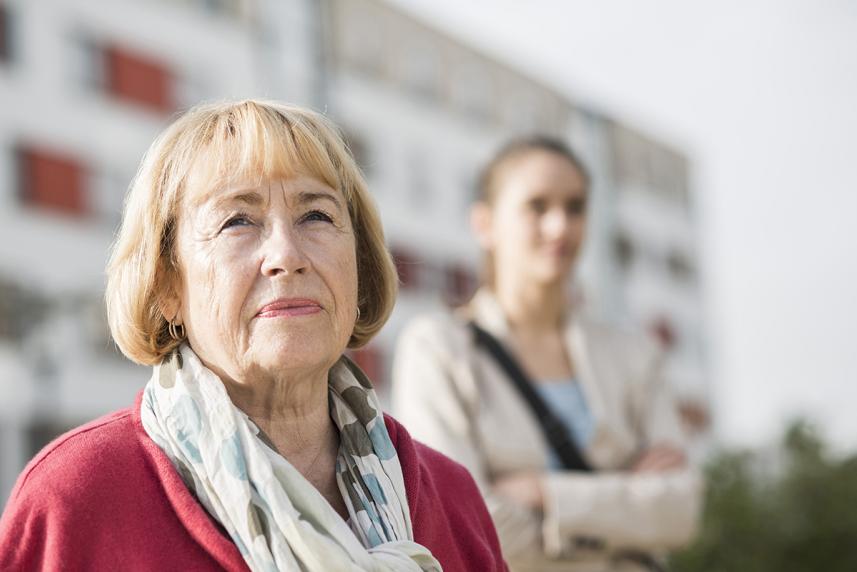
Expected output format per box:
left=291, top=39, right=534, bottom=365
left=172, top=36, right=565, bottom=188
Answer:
left=193, top=189, right=265, bottom=211
left=295, top=190, right=343, bottom=211
left=225, top=191, right=265, bottom=207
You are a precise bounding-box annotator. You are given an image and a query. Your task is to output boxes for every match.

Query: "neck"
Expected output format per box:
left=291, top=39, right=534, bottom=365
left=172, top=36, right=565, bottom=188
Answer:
left=208, top=359, right=347, bottom=517
left=221, top=366, right=336, bottom=462
left=493, top=274, right=567, bottom=333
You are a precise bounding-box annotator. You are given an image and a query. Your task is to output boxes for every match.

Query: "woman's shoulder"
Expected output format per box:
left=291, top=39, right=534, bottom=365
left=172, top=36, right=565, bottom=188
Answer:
left=5, top=406, right=141, bottom=511
left=1, top=395, right=243, bottom=571
left=394, top=309, right=477, bottom=375
left=576, top=313, right=664, bottom=369
left=0, top=405, right=148, bottom=568
left=397, top=310, right=469, bottom=349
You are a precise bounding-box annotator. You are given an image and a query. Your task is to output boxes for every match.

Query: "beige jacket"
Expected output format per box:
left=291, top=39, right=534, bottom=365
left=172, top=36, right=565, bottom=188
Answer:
left=392, top=290, right=703, bottom=572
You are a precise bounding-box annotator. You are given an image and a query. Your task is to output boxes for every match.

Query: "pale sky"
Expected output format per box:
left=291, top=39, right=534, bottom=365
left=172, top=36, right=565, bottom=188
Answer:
left=387, top=0, right=857, bottom=450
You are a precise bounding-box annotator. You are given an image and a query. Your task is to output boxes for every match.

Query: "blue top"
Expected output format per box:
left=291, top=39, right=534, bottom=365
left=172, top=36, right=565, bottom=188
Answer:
left=535, top=379, right=594, bottom=470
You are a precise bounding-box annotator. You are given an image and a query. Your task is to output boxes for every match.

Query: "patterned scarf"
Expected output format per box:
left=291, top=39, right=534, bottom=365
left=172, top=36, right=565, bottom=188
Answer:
left=140, top=344, right=441, bottom=572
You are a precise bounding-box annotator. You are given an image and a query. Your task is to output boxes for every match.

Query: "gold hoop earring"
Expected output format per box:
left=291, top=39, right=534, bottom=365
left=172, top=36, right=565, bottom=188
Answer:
left=168, top=320, right=186, bottom=341
left=356, top=307, right=361, bottom=321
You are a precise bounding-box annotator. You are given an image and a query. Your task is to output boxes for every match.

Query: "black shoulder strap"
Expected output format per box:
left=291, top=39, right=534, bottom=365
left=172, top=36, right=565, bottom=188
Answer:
left=468, top=321, right=593, bottom=472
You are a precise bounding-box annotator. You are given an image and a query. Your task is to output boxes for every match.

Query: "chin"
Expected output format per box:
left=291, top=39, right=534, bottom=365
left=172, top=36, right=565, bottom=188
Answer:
left=254, top=333, right=340, bottom=372
left=533, top=264, right=572, bottom=285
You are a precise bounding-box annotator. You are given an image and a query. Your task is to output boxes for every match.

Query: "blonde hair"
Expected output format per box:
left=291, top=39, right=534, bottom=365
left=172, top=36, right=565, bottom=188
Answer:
left=106, top=100, right=397, bottom=365
left=477, top=135, right=590, bottom=205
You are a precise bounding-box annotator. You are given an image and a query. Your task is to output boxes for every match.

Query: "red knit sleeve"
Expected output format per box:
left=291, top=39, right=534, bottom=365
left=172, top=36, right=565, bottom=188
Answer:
left=0, top=463, right=64, bottom=570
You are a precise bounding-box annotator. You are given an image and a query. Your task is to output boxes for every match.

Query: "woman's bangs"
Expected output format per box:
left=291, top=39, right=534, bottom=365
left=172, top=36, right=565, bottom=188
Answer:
left=183, top=104, right=343, bottom=200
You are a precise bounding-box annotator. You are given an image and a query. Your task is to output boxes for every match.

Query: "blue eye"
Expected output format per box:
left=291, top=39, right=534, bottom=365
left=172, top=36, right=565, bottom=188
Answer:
left=302, top=209, right=333, bottom=223
left=221, top=214, right=253, bottom=230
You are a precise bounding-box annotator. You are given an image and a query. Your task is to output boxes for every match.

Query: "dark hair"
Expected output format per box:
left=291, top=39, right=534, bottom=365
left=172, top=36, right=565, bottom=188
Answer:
left=476, top=135, right=590, bottom=204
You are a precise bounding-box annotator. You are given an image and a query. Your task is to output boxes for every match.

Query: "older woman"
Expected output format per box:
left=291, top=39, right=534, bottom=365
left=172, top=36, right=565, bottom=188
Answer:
left=393, top=137, right=702, bottom=571
left=0, top=100, right=506, bottom=571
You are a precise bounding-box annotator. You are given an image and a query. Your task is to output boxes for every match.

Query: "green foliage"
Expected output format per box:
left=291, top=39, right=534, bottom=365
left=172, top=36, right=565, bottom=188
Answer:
left=670, top=420, right=857, bottom=572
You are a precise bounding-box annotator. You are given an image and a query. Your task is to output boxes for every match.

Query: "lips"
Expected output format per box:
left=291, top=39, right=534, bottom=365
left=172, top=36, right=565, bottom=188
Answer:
left=255, top=298, right=322, bottom=318
left=544, top=244, right=572, bottom=258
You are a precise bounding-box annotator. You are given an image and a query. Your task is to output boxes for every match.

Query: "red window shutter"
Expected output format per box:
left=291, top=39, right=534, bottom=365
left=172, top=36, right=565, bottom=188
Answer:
left=105, top=45, right=173, bottom=113
left=677, top=399, right=710, bottom=433
left=349, top=345, right=385, bottom=390
left=18, top=147, right=87, bottom=216
left=0, top=5, right=11, bottom=63
left=649, top=316, right=677, bottom=350
left=444, top=263, right=476, bottom=306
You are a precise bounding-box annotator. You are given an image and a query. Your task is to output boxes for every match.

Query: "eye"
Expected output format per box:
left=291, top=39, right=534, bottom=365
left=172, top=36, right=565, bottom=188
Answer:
left=566, top=197, right=587, bottom=215
left=221, top=214, right=254, bottom=231
left=528, top=198, right=548, bottom=215
left=301, top=209, right=334, bottom=224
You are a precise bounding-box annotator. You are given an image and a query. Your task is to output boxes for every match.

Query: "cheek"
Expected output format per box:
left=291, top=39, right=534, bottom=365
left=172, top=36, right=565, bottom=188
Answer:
left=181, top=241, right=256, bottom=334
left=304, top=233, right=358, bottom=310
left=496, top=211, right=538, bottom=250
left=326, top=240, right=359, bottom=333
left=334, top=245, right=359, bottom=311
left=569, top=217, right=587, bottom=243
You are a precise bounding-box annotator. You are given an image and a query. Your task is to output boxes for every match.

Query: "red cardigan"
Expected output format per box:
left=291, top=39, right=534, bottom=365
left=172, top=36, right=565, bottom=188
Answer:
left=0, top=391, right=507, bottom=571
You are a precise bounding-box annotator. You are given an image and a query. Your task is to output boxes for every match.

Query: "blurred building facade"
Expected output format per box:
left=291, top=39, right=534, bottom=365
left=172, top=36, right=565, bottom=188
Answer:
left=0, top=0, right=708, bottom=505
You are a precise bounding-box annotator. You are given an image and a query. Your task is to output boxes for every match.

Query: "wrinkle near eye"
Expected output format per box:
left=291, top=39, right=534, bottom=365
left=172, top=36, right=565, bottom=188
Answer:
left=184, top=209, right=221, bottom=242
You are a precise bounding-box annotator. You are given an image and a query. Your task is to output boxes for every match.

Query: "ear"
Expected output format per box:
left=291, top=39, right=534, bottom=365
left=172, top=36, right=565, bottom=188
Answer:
left=158, top=292, right=182, bottom=325
left=157, top=265, right=183, bottom=324
left=469, top=201, right=495, bottom=251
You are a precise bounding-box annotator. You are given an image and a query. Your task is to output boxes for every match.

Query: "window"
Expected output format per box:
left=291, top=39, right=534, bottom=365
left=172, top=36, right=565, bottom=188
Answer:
left=649, top=316, right=676, bottom=350
left=167, top=0, right=251, bottom=19
left=348, top=344, right=385, bottom=391
left=0, top=3, right=12, bottom=64
left=613, top=232, right=635, bottom=270
left=200, top=0, right=234, bottom=14
left=677, top=398, right=710, bottom=434
left=0, top=279, right=47, bottom=342
left=443, top=263, right=476, bottom=306
left=17, top=146, right=88, bottom=216
left=666, top=250, right=694, bottom=283
left=103, top=44, right=174, bottom=113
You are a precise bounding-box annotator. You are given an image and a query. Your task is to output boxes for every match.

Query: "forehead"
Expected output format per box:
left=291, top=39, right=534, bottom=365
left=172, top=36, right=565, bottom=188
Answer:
left=497, top=151, right=587, bottom=201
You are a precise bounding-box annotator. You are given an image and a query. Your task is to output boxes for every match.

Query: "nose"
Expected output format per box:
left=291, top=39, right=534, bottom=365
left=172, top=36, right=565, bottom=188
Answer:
left=260, top=222, right=309, bottom=277
left=542, top=207, right=571, bottom=240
